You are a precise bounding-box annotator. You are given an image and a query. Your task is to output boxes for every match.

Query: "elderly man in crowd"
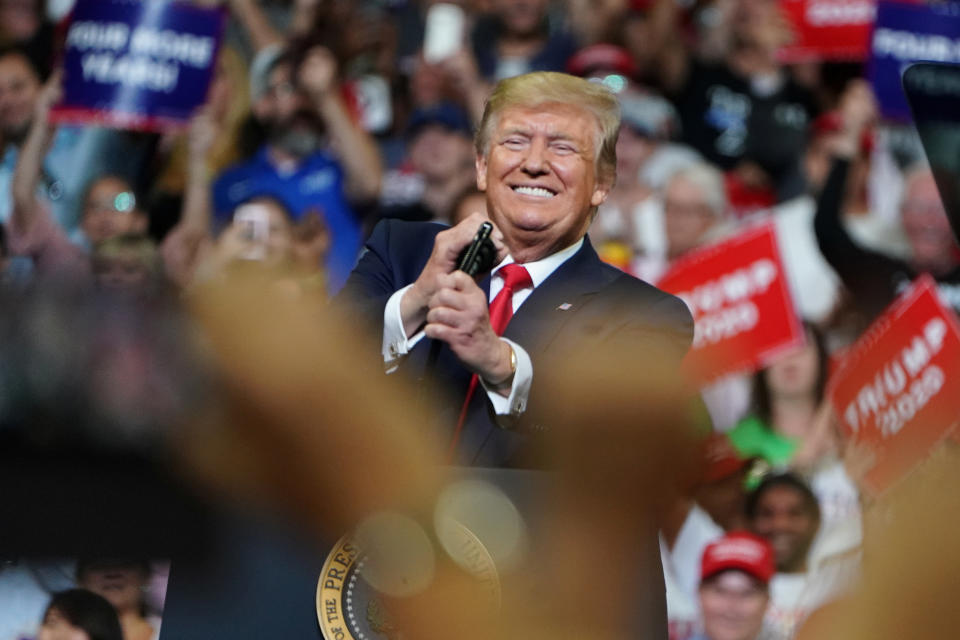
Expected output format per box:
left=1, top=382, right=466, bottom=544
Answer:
left=633, top=161, right=728, bottom=284
left=692, top=531, right=785, bottom=640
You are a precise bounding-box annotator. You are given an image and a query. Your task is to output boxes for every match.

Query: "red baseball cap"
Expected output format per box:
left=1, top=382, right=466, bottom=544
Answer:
left=566, top=44, right=637, bottom=78
left=701, top=433, right=749, bottom=484
left=701, top=532, right=775, bottom=584
left=811, top=110, right=875, bottom=156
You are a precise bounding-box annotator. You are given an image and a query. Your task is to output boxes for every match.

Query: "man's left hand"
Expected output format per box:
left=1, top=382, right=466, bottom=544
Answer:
left=424, top=271, right=513, bottom=386
left=298, top=46, right=338, bottom=100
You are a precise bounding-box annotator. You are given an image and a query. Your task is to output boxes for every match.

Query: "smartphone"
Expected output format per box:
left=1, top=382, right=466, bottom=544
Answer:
left=234, top=203, right=271, bottom=261
left=457, top=221, right=496, bottom=277
left=423, top=3, right=465, bottom=63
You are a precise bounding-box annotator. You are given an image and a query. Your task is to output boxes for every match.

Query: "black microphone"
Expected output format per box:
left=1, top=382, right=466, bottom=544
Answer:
left=424, top=222, right=498, bottom=378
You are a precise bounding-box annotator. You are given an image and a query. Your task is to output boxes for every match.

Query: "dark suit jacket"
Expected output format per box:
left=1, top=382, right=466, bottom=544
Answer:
left=338, top=219, right=697, bottom=640
left=338, top=219, right=695, bottom=467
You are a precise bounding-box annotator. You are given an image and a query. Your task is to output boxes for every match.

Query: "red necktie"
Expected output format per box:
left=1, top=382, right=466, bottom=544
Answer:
left=448, top=264, right=533, bottom=460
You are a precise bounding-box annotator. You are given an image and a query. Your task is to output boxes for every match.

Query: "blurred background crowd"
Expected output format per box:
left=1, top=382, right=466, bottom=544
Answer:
left=1, top=0, right=958, bottom=640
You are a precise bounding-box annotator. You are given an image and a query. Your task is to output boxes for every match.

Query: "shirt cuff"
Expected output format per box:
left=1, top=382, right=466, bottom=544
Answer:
left=479, top=338, right=532, bottom=418
left=382, top=284, right=425, bottom=373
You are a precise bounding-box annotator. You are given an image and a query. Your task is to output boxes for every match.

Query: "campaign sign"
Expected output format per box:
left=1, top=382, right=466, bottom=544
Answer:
left=828, top=275, right=960, bottom=495
left=868, top=0, right=960, bottom=121
left=656, top=222, right=804, bottom=384
left=51, top=0, right=225, bottom=132
left=778, top=0, right=875, bottom=63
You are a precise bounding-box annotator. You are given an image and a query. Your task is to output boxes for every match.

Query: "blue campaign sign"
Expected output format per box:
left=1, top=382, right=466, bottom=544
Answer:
left=869, top=0, right=960, bottom=121
left=51, top=0, right=225, bottom=131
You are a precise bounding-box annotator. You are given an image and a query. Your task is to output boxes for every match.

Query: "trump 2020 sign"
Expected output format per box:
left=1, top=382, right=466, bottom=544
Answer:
left=51, top=0, right=225, bottom=131
left=869, top=0, right=960, bottom=121
left=657, top=222, right=805, bottom=384
left=828, top=275, right=960, bottom=495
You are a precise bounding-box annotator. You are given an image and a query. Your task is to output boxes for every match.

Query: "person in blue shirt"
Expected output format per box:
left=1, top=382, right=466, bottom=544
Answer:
left=213, top=42, right=382, bottom=293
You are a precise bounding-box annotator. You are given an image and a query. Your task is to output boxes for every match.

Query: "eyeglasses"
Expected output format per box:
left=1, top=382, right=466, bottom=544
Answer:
left=265, top=81, right=297, bottom=98
left=587, top=74, right=629, bottom=94
left=86, top=191, right=136, bottom=214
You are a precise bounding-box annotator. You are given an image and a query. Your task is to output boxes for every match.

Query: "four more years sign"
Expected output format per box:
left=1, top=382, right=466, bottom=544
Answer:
left=778, top=0, right=876, bottom=63
left=52, top=0, right=225, bottom=132
left=657, top=222, right=804, bottom=384
left=828, top=275, right=960, bottom=495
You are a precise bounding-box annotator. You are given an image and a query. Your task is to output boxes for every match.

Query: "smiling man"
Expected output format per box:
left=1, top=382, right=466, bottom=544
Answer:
left=340, top=72, right=693, bottom=467
left=746, top=472, right=844, bottom=638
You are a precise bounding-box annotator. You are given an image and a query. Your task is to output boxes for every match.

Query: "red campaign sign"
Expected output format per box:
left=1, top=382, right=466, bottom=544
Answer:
left=777, top=0, right=876, bottom=63
left=828, top=275, right=960, bottom=495
left=656, top=222, right=804, bottom=384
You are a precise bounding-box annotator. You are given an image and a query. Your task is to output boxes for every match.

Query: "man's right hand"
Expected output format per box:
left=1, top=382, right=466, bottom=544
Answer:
left=33, top=69, right=62, bottom=132
left=399, top=213, right=506, bottom=337
left=833, top=79, right=877, bottom=158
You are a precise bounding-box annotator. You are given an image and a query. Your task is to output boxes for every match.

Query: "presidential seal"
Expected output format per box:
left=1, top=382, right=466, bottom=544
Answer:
left=316, top=521, right=500, bottom=640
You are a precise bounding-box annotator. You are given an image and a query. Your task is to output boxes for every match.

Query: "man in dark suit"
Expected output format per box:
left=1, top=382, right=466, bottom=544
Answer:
left=340, top=71, right=694, bottom=468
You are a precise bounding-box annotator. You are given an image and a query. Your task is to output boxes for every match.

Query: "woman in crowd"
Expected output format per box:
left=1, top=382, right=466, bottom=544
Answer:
left=37, top=589, right=122, bottom=640
left=728, top=324, right=834, bottom=472
left=76, top=560, right=158, bottom=640
left=729, top=323, right=862, bottom=557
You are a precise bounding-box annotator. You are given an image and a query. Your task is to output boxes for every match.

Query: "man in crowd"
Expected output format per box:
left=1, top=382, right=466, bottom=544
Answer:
left=748, top=472, right=819, bottom=573
left=692, top=531, right=784, bottom=640
left=378, top=103, right=478, bottom=224
left=589, top=89, right=700, bottom=268
left=747, top=472, right=857, bottom=638
left=213, top=42, right=382, bottom=292
left=471, top=0, right=578, bottom=81
left=633, top=161, right=728, bottom=284
left=659, top=0, right=818, bottom=202
left=815, top=80, right=960, bottom=322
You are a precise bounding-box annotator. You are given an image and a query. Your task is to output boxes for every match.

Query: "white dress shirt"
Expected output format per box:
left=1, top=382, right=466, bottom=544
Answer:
left=382, top=239, right=584, bottom=418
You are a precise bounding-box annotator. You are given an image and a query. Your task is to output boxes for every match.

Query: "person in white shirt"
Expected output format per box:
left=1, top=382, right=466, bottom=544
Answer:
left=747, top=472, right=857, bottom=638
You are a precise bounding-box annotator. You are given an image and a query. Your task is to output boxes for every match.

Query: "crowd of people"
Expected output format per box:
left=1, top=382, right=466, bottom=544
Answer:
left=0, top=560, right=168, bottom=640
left=1, top=1, right=958, bottom=639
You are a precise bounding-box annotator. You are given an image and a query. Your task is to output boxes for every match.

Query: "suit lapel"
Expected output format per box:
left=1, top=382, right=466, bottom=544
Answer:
left=503, top=238, right=612, bottom=354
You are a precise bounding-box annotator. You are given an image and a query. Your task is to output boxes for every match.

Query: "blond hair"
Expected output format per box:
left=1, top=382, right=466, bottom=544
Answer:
left=667, top=162, right=728, bottom=217
left=475, top=72, right=621, bottom=186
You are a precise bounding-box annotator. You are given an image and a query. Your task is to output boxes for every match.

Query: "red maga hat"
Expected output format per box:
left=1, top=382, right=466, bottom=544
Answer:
left=567, top=44, right=637, bottom=78
left=701, top=531, right=776, bottom=584
left=702, top=433, right=750, bottom=483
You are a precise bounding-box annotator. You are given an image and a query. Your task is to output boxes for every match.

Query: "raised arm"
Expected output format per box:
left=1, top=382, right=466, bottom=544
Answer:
left=437, top=49, right=491, bottom=127
left=10, top=71, right=59, bottom=236
left=179, top=109, right=218, bottom=233
left=298, top=45, right=383, bottom=203
left=160, top=109, right=219, bottom=288
left=650, top=0, right=695, bottom=94
left=227, top=0, right=283, bottom=53
left=289, top=0, right=323, bottom=37
left=813, top=81, right=879, bottom=269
